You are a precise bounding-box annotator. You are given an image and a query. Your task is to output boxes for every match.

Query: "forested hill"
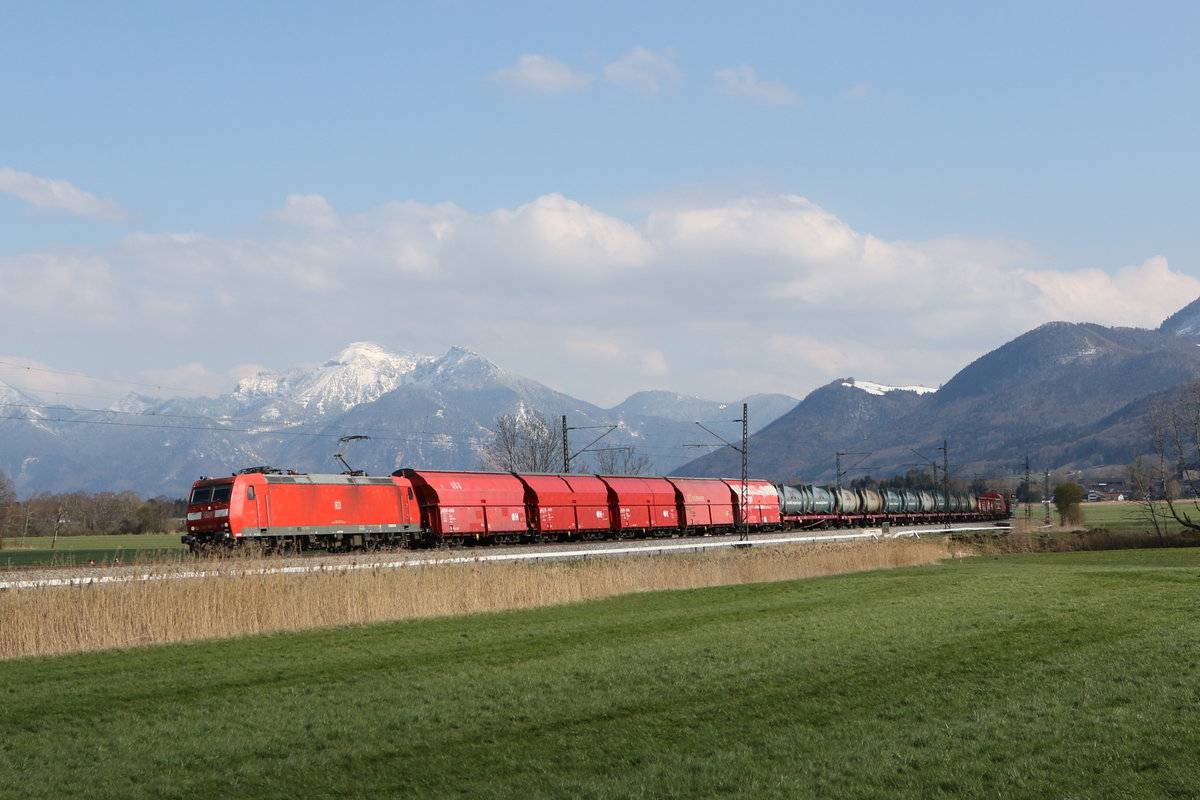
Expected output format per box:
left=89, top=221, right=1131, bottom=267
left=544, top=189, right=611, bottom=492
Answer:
left=677, top=300, right=1200, bottom=483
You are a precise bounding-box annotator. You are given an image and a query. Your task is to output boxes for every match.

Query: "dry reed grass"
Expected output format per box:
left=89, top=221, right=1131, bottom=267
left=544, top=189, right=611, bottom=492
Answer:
left=0, top=538, right=951, bottom=661
left=957, top=526, right=1200, bottom=555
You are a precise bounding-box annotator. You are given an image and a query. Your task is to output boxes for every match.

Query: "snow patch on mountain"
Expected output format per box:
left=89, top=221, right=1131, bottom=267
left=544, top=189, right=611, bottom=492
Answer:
left=411, top=346, right=510, bottom=389
left=233, top=342, right=433, bottom=415
left=0, top=380, right=48, bottom=420
left=107, top=394, right=156, bottom=414
left=841, top=378, right=936, bottom=396
left=1159, top=296, right=1200, bottom=338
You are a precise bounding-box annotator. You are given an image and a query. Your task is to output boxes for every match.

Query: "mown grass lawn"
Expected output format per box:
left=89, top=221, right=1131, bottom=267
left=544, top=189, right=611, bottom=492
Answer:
left=2, top=548, right=1198, bottom=799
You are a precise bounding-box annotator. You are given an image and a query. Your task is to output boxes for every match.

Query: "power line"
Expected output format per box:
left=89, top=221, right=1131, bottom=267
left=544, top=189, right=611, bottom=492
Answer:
left=0, top=359, right=211, bottom=398
left=0, top=362, right=726, bottom=462
left=0, top=402, right=701, bottom=459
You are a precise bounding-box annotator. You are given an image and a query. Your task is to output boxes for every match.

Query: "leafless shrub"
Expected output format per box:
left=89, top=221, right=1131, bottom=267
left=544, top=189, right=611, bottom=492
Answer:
left=480, top=409, right=562, bottom=472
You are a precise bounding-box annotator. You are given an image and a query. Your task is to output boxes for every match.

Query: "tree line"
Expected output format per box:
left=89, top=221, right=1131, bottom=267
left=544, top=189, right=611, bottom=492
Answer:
left=848, top=469, right=990, bottom=497
left=0, top=470, right=185, bottom=540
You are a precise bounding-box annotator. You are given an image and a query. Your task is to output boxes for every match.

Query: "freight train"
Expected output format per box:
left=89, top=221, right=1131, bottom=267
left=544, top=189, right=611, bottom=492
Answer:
left=182, top=466, right=1010, bottom=553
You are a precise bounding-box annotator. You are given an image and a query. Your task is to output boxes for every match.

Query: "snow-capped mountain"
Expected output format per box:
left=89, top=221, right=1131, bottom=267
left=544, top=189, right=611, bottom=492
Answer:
left=17, top=291, right=1200, bottom=498
left=0, top=379, right=45, bottom=419
left=839, top=379, right=936, bottom=396
left=232, top=341, right=435, bottom=418
left=0, top=343, right=797, bottom=496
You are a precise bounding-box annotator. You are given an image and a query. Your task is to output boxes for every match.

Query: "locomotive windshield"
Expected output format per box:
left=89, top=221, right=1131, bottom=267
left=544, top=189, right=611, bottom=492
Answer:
left=190, top=482, right=233, bottom=505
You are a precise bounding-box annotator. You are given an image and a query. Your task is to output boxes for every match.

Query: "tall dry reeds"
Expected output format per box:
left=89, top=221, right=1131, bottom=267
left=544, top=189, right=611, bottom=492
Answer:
left=958, top=527, right=1200, bottom=555
left=0, top=538, right=951, bottom=660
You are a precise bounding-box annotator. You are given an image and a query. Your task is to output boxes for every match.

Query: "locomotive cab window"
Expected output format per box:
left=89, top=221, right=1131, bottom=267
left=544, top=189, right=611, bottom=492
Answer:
left=189, top=485, right=213, bottom=504
left=247, top=486, right=256, bottom=501
left=211, top=484, right=233, bottom=503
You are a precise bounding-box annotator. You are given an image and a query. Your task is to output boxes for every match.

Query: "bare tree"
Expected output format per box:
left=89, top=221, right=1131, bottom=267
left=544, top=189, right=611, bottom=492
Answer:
left=480, top=409, right=563, bottom=472
left=0, top=469, right=14, bottom=546
left=591, top=447, right=652, bottom=476
left=1128, top=455, right=1170, bottom=543
left=1142, top=380, right=1200, bottom=532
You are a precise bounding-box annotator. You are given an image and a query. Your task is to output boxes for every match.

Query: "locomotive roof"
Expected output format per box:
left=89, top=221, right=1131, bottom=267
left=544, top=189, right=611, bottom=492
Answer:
left=259, top=473, right=395, bottom=486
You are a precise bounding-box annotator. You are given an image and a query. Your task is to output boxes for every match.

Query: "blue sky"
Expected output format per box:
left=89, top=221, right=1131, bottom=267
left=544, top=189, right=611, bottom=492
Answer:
left=2, top=1, right=1199, bottom=406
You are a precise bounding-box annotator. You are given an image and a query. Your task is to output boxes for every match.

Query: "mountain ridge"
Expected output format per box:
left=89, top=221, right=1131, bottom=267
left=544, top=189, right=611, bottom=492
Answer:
left=0, top=344, right=798, bottom=496
left=8, top=296, right=1200, bottom=497
left=677, top=305, right=1200, bottom=484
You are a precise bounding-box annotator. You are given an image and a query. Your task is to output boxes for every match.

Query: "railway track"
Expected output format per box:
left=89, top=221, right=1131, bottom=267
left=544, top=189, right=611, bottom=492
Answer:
left=0, top=522, right=1010, bottom=591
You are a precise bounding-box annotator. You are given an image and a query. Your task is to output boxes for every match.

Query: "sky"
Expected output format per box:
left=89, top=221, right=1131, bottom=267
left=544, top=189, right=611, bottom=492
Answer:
left=2, top=0, right=1199, bottom=408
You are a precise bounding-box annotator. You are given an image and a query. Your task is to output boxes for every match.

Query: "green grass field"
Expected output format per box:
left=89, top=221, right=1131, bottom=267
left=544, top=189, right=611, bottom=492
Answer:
left=1072, top=501, right=1146, bottom=529
left=2, top=547, right=1198, bottom=798
left=1015, top=499, right=1197, bottom=535
left=0, top=533, right=186, bottom=568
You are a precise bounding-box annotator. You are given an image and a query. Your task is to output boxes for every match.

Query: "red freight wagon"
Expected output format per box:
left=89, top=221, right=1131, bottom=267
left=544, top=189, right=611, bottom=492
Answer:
left=666, top=477, right=736, bottom=531
left=723, top=479, right=782, bottom=527
left=517, top=473, right=612, bottom=538
left=185, top=470, right=420, bottom=550
left=599, top=475, right=679, bottom=535
left=978, top=493, right=1009, bottom=518
left=397, top=469, right=528, bottom=542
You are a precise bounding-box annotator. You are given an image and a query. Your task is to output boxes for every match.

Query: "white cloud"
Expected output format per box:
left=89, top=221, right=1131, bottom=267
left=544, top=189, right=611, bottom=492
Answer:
left=6, top=190, right=1198, bottom=406
left=488, top=54, right=593, bottom=94
left=604, top=46, right=683, bottom=97
left=714, top=65, right=798, bottom=106
left=0, top=251, right=123, bottom=327
left=269, top=194, right=341, bottom=230
left=564, top=339, right=669, bottom=377
left=1017, top=256, right=1200, bottom=328
left=647, top=195, right=859, bottom=267
left=450, top=193, right=654, bottom=277
left=0, top=167, right=129, bottom=222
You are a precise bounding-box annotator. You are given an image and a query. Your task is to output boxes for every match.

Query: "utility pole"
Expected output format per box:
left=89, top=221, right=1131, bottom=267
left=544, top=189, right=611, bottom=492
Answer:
left=740, top=403, right=749, bottom=540
left=835, top=451, right=872, bottom=506
left=942, top=439, right=950, bottom=509
left=562, top=415, right=569, bottom=473
left=1024, top=456, right=1032, bottom=522
left=1043, top=470, right=1052, bottom=525
left=561, top=416, right=618, bottom=473
left=690, top=404, right=750, bottom=539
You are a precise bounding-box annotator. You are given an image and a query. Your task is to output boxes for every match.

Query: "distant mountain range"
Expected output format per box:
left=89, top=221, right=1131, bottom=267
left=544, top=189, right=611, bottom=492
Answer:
left=677, top=296, right=1200, bottom=484
left=7, top=296, right=1200, bottom=498
left=0, top=343, right=797, bottom=497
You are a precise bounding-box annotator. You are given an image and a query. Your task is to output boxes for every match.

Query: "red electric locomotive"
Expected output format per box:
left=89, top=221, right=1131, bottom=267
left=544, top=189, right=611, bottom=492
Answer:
left=183, top=467, right=422, bottom=553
